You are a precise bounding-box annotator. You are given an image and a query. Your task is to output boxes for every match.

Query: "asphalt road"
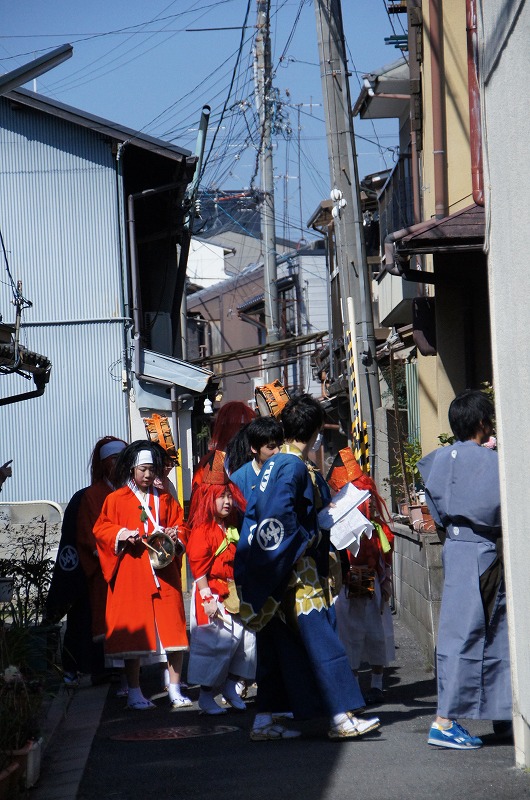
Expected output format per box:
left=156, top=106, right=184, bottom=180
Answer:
left=75, top=618, right=529, bottom=800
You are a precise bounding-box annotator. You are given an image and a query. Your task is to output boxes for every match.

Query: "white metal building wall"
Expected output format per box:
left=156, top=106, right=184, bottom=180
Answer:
left=0, top=100, right=129, bottom=504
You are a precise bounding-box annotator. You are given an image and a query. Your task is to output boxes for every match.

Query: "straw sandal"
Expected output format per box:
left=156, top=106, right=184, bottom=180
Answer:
left=250, top=723, right=301, bottom=741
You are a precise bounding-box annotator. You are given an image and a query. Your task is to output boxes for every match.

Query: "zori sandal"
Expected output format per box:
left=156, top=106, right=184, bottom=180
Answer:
left=328, top=715, right=380, bottom=740
left=126, top=698, right=156, bottom=710
left=250, top=723, right=301, bottom=741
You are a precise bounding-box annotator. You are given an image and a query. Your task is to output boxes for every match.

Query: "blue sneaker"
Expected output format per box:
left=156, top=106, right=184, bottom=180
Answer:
left=428, top=721, right=483, bottom=749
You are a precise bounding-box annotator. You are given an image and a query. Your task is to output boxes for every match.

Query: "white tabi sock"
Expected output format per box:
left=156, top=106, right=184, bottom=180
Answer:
left=253, top=713, right=273, bottom=729
left=168, top=683, right=184, bottom=702
left=162, top=668, right=170, bottom=690
left=128, top=686, right=146, bottom=704
left=331, top=712, right=356, bottom=731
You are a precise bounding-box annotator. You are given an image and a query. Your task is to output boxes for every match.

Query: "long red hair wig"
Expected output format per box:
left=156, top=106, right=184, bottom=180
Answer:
left=188, top=481, right=246, bottom=529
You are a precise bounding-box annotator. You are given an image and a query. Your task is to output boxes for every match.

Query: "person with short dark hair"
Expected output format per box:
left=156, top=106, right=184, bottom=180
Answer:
left=235, top=393, right=380, bottom=741
left=230, top=416, right=284, bottom=497
left=419, top=388, right=511, bottom=750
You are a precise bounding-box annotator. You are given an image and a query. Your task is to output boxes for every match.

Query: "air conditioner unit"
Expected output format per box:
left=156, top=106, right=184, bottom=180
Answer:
left=144, top=312, right=172, bottom=355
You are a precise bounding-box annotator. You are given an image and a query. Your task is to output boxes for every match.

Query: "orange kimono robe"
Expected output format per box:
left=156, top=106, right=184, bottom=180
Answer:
left=187, top=521, right=236, bottom=626
left=93, top=486, right=188, bottom=658
left=77, top=479, right=113, bottom=639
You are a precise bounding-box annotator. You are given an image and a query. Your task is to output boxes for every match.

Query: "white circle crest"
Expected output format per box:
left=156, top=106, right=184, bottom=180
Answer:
left=256, top=518, right=285, bottom=551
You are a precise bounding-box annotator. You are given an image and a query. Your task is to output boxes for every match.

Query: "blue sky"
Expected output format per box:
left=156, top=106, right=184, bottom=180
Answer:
left=1, top=0, right=404, bottom=241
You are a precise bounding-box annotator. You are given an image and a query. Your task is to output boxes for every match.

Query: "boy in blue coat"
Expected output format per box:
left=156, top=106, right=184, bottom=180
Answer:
left=235, top=394, right=380, bottom=741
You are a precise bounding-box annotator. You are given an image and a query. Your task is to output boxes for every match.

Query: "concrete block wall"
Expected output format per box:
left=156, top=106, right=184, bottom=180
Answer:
left=392, top=522, right=444, bottom=669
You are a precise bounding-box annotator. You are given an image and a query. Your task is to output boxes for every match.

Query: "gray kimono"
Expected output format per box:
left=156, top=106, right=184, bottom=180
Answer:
left=418, top=440, right=512, bottom=720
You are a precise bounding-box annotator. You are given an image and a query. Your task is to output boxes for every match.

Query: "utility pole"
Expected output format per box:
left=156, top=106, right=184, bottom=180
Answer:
left=314, top=0, right=381, bottom=473
left=255, top=0, right=280, bottom=381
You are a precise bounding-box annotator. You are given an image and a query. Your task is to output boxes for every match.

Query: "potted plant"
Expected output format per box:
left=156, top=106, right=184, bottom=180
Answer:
left=387, top=439, right=436, bottom=531
left=0, top=634, right=44, bottom=792
left=0, top=515, right=60, bottom=675
left=387, top=438, right=423, bottom=510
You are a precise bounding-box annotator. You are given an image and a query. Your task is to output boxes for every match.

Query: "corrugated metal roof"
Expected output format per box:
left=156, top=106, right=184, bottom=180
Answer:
left=5, top=87, right=191, bottom=162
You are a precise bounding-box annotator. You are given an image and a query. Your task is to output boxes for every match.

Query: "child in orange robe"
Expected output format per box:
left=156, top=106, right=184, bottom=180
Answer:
left=94, top=440, right=190, bottom=710
left=187, top=451, right=256, bottom=715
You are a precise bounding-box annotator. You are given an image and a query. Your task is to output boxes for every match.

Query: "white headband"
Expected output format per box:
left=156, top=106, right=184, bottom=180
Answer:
left=134, top=449, right=154, bottom=467
left=100, top=441, right=126, bottom=460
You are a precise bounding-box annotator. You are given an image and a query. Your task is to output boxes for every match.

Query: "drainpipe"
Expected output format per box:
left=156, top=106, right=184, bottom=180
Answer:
left=466, top=0, right=484, bottom=206
left=429, top=0, right=448, bottom=219
left=384, top=230, right=410, bottom=276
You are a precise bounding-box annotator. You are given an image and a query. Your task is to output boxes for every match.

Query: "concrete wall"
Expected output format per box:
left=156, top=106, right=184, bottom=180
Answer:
left=480, top=0, right=530, bottom=769
left=392, top=523, right=443, bottom=669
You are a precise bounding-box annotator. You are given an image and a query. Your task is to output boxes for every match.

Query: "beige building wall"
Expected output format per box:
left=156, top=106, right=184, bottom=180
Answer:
left=417, top=0, right=474, bottom=456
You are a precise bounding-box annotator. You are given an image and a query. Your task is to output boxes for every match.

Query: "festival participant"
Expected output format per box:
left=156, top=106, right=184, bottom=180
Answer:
left=193, top=402, right=256, bottom=488
left=186, top=451, right=256, bottom=715
left=327, top=447, right=395, bottom=705
left=46, top=438, right=126, bottom=686
left=225, top=424, right=251, bottom=476
left=418, top=389, right=512, bottom=749
left=235, top=394, right=380, bottom=741
left=93, top=441, right=190, bottom=711
left=77, top=438, right=127, bottom=649
left=230, top=416, right=284, bottom=497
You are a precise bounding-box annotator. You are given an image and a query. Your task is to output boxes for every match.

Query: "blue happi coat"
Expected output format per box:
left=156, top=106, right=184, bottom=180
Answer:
left=235, top=448, right=365, bottom=716
left=419, top=441, right=512, bottom=720
left=235, top=451, right=321, bottom=626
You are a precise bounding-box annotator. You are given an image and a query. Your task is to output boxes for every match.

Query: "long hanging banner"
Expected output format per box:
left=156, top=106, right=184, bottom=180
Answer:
left=345, top=329, right=370, bottom=473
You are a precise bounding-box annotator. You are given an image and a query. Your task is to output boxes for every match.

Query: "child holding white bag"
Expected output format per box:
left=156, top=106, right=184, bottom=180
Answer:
left=186, top=450, right=256, bottom=715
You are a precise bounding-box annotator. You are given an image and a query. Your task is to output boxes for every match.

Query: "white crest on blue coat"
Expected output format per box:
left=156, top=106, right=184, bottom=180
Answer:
left=256, top=518, right=284, bottom=550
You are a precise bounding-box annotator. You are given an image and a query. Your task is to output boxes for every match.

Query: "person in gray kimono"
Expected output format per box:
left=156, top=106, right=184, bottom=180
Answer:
left=418, top=388, right=512, bottom=750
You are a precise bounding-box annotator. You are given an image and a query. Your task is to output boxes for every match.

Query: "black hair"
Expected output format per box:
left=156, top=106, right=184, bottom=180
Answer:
left=281, top=393, right=323, bottom=443
left=113, top=440, right=168, bottom=487
left=448, top=389, right=495, bottom=442
left=225, top=425, right=252, bottom=474
left=246, top=416, right=284, bottom=450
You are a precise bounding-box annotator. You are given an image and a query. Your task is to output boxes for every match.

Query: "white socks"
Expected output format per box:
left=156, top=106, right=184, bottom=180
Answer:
left=254, top=712, right=273, bottom=728
left=162, top=668, right=170, bottom=690
left=128, top=686, right=148, bottom=704
left=331, top=712, right=357, bottom=731
left=168, top=683, right=185, bottom=702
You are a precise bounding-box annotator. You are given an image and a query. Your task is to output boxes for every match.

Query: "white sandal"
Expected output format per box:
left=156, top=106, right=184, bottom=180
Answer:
left=328, top=715, right=380, bottom=740
left=126, top=698, right=156, bottom=710
left=250, top=723, right=301, bottom=741
left=170, top=695, right=193, bottom=709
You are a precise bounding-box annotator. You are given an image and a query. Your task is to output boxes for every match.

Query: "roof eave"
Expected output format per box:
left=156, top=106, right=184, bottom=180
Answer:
left=6, top=87, right=191, bottom=162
